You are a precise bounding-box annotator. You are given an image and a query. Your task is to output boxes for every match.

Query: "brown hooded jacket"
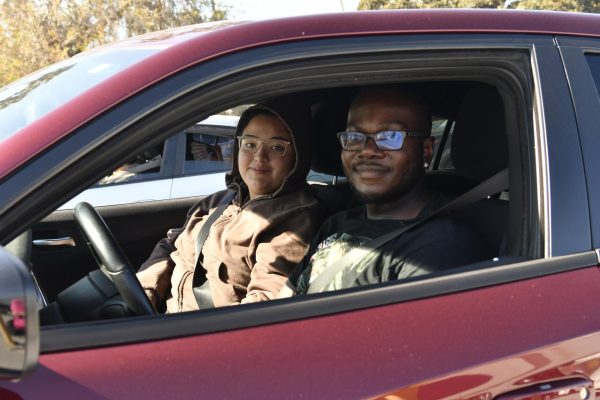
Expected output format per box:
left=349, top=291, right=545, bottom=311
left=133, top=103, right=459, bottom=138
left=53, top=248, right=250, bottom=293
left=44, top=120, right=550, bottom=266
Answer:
left=136, top=97, right=323, bottom=312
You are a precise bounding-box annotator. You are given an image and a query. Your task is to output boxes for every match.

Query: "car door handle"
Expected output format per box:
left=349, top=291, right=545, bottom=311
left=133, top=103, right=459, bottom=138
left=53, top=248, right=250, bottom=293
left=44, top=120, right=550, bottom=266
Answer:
left=494, top=377, right=594, bottom=400
left=33, top=237, right=76, bottom=247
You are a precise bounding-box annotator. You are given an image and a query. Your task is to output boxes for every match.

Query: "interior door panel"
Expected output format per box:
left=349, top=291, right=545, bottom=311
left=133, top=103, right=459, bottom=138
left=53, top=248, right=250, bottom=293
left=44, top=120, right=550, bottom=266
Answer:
left=31, top=196, right=200, bottom=302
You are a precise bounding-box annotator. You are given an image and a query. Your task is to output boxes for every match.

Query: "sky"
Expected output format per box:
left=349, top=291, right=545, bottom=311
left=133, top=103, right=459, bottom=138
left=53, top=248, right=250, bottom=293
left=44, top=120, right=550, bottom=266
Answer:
left=224, top=0, right=361, bottom=20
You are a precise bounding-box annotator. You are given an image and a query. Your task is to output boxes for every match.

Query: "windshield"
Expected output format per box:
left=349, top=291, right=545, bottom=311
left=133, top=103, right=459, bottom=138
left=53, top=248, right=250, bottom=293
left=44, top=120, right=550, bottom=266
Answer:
left=0, top=46, right=160, bottom=142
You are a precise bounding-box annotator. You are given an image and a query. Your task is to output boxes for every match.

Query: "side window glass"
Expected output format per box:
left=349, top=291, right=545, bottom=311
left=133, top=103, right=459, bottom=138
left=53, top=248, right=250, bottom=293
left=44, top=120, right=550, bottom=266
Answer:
left=183, top=114, right=239, bottom=175
left=430, top=118, right=455, bottom=170
left=586, top=54, right=600, bottom=95
left=97, top=144, right=163, bottom=185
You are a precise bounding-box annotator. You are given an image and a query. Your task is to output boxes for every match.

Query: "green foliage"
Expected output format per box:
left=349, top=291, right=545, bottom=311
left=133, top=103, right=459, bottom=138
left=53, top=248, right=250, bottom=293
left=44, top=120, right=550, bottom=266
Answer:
left=0, top=0, right=229, bottom=87
left=358, top=0, right=598, bottom=11
left=358, top=0, right=501, bottom=8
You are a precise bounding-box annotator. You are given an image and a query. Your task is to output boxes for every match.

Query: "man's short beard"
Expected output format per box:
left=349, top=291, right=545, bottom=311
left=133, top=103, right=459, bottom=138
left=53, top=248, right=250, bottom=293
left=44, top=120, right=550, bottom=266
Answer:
left=349, top=160, right=425, bottom=206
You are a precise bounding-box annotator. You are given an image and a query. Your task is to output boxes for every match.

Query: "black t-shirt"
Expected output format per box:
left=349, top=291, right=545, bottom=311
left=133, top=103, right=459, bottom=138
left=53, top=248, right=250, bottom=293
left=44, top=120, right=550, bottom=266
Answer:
left=292, top=193, right=490, bottom=294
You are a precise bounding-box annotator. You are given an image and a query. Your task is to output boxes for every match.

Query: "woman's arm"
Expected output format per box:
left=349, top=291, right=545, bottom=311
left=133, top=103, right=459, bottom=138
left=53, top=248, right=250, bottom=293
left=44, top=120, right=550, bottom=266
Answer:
left=241, top=207, right=321, bottom=303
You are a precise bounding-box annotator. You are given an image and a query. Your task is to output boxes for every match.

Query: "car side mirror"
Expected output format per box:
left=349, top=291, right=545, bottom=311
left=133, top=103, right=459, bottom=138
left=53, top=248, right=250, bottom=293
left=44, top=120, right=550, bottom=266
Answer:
left=0, top=247, right=39, bottom=381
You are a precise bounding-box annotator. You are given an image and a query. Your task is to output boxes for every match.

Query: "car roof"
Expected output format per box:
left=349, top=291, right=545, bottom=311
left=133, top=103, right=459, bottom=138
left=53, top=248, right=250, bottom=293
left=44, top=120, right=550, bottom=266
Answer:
left=186, top=114, right=240, bottom=138
left=197, top=114, right=240, bottom=128
left=2, top=8, right=600, bottom=179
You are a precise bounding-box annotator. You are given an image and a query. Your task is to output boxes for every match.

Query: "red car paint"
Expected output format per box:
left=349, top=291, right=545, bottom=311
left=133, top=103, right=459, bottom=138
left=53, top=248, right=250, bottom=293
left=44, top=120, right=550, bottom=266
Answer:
left=0, top=268, right=597, bottom=399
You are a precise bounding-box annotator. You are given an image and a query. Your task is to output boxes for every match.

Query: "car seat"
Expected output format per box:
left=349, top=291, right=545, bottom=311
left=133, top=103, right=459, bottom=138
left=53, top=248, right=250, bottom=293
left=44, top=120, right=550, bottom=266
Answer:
left=447, top=83, right=510, bottom=257
left=309, top=99, right=359, bottom=216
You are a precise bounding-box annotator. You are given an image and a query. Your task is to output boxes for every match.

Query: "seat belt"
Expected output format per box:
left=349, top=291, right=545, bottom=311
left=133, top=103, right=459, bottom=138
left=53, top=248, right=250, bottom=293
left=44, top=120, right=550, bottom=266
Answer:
left=306, top=168, right=509, bottom=294
left=192, top=190, right=236, bottom=309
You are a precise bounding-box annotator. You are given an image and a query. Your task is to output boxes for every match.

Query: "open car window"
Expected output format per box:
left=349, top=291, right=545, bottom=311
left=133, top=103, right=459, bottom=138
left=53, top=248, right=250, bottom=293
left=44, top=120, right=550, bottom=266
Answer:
left=1, top=33, right=557, bottom=356
left=183, top=114, right=238, bottom=175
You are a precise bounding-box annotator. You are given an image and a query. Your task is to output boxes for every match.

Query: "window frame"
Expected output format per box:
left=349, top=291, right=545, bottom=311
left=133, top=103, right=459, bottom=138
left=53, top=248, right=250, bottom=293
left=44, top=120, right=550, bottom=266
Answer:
left=0, top=33, right=587, bottom=352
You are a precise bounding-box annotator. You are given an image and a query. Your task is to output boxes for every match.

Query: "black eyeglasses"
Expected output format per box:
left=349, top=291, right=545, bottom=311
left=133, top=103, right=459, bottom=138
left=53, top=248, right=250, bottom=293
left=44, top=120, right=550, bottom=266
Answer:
left=337, top=130, right=429, bottom=151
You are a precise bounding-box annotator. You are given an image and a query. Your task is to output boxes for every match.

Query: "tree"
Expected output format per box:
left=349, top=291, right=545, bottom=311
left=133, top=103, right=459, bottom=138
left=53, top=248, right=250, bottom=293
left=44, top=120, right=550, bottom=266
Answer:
left=359, top=0, right=502, bottom=8
left=0, top=0, right=229, bottom=86
left=358, top=0, right=599, bottom=11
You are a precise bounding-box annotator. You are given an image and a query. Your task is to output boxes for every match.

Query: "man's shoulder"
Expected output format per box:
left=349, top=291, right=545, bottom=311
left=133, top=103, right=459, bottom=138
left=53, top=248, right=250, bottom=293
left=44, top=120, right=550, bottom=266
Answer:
left=319, top=205, right=367, bottom=231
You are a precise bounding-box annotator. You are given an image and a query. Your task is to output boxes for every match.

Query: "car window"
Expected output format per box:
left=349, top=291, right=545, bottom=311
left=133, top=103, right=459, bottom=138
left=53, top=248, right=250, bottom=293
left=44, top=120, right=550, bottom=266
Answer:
left=184, top=133, right=234, bottom=174
left=183, top=114, right=238, bottom=175
left=97, top=145, right=164, bottom=185
left=14, top=41, right=536, bottom=339
left=0, top=48, right=160, bottom=141
left=430, top=118, right=454, bottom=170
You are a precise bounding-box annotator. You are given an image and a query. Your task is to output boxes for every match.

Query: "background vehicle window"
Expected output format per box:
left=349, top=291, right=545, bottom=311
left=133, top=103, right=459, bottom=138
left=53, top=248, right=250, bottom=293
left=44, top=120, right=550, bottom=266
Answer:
left=430, top=118, right=455, bottom=170
left=183, top=115, right=238, bottom=175
left=184, top=133, right=234, bottom=174
left=97, top=145, right=164, bottom=185
left=586, top=54, right=600, bottom=96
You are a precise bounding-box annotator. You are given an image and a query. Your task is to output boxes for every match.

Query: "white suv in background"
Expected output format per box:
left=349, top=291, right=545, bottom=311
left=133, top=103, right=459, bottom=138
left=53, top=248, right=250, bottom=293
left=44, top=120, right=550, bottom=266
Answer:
left=59, top=114, right=239, bottom=209
left=60, top=114, right=336, bottom=209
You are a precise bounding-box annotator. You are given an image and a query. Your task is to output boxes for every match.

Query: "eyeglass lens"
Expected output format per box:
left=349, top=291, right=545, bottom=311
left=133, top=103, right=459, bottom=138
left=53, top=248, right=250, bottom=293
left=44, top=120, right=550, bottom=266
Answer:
left=340, top=131, right=406, bottom=150
left=238, top=137, right=290, bottom=157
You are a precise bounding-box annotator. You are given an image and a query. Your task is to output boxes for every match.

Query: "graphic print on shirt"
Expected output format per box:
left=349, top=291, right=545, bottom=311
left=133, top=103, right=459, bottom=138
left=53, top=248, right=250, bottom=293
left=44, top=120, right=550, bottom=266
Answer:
left=307, top=232, right=371, bottom=285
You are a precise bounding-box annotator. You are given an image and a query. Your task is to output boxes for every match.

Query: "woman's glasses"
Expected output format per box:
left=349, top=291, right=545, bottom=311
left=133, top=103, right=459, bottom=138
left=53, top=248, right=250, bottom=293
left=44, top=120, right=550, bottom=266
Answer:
left=238, top=136, right=292, bottom=157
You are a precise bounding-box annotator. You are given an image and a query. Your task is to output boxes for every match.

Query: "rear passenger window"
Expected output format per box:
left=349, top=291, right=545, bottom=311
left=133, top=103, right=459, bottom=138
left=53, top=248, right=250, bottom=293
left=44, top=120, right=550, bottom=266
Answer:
left=430, top=118, right=455, bottom=170
left=183, top=114, right=238, bottom=175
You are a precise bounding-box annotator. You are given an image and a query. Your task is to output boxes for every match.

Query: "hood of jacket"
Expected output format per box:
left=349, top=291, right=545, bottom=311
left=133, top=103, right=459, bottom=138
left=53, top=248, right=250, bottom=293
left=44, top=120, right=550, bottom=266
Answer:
left=225, top=95, right=312, bottom=203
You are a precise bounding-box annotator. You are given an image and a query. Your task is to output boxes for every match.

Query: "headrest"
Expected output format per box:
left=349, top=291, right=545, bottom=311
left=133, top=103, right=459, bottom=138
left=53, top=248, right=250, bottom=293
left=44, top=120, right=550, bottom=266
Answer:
left=310, top=101, right=347, bottom=176
left=451, top=85, right=508, bottom=182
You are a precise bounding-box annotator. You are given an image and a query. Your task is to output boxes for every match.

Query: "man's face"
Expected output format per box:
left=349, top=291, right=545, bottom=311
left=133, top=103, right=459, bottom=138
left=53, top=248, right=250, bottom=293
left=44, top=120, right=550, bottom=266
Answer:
left=342, top=92, right=433, bottom=205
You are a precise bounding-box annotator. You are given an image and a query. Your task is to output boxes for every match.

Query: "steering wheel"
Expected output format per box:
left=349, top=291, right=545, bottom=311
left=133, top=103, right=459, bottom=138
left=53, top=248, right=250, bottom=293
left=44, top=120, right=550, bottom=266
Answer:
left=73, top=202, right=155, bottom=316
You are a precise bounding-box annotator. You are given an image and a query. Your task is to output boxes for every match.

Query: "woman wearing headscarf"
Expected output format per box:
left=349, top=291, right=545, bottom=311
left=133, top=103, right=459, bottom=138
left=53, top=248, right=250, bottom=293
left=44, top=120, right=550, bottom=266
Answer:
left=137, top=97, right=323, bottom=312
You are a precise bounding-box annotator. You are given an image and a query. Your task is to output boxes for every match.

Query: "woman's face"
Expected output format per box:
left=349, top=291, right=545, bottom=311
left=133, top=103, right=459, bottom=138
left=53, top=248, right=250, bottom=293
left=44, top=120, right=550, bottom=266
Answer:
left=238, top=113, right=296, bottom=199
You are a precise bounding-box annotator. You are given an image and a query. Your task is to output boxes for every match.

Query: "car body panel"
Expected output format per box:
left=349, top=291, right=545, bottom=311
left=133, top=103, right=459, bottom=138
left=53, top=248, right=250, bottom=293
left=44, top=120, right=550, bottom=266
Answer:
left=3, top=266, right=600, bottom=399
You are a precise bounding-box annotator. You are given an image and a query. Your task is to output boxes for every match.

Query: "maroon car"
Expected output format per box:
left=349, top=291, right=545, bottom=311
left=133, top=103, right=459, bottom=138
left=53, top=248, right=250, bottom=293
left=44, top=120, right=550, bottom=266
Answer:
left=1, top=8, right=600, bottom=399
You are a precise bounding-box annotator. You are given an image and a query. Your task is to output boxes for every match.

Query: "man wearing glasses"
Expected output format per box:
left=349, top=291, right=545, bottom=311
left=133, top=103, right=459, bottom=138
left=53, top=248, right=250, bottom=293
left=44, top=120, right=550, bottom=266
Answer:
left=283, top=86, right=488, bottom=295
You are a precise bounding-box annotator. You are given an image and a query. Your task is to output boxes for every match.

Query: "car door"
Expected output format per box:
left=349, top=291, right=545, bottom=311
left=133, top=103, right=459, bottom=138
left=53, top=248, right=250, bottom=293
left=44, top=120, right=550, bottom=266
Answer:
left=169, top=121, right=234, bottom=199
left=2, top=31, right=600, bottom=399
left=29, top=134, right=193, bottom=302
left=30, top=197, right=196, bottom=303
